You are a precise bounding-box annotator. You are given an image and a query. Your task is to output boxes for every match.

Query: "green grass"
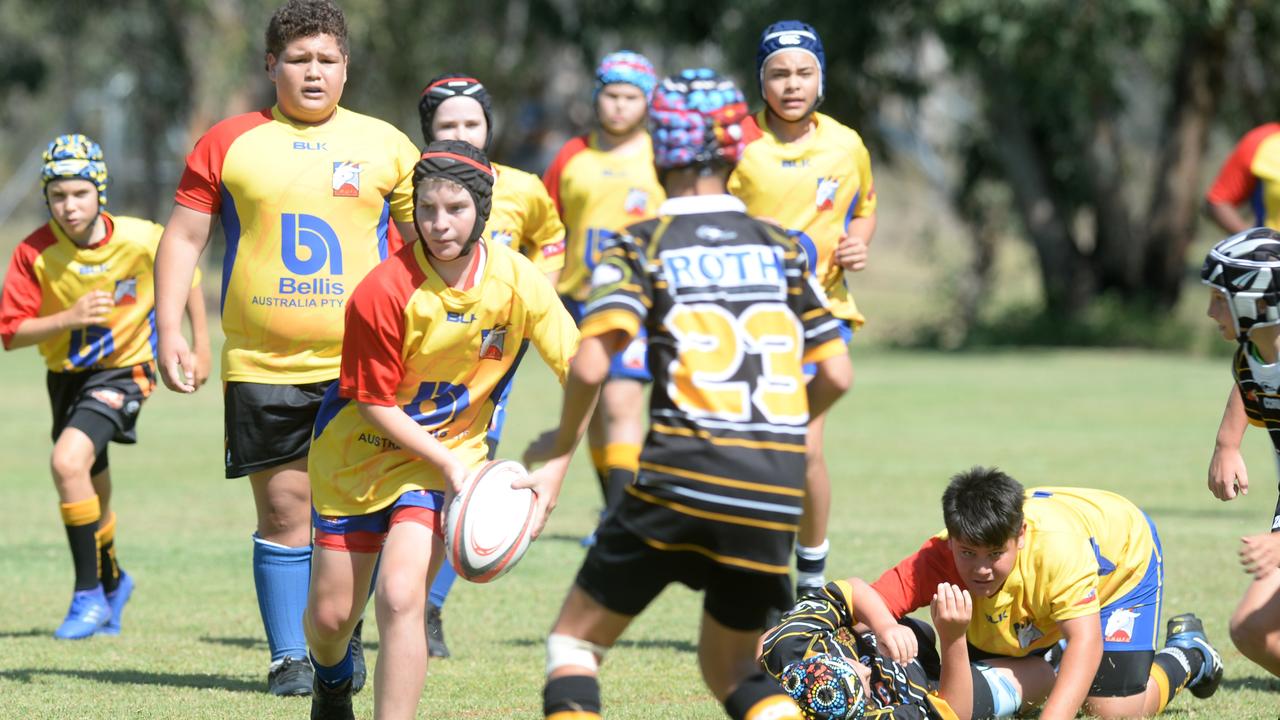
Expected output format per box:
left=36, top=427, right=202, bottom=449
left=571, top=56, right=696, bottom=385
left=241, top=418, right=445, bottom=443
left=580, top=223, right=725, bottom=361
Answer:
left=3, top=342, right=1280, bottom=718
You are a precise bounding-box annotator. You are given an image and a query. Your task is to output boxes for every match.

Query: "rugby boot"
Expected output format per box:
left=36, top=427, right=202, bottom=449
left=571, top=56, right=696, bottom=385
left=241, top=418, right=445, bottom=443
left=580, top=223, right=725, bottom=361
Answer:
left=54, top=585, right=111, bottom=639
left=1165, top=613, right=1224, bottom=699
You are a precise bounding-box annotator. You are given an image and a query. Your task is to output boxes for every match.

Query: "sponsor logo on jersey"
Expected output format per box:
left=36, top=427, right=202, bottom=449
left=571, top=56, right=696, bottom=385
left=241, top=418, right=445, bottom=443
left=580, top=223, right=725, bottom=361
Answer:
left=695, top=225, right=738, bottom=242
left=332, top=161, right=362, bottom=197
left=113, top=277, right=138, bottom=305
left=624, top=188, right=649, bottom=216
left=490, top=230, right=514, bottom=248
left=1263, top=395, right=1280, bottom=410
left=447, top=312, right=477, bottom=324
left=985, top=610, right=1008, bottom=624
left=816, top=176, right=839, bottom=211
left=90, top=387, right=125, bottom=410
left=1104, top=607, right=1140, bottom=643
left=293, top=141, right=328, bottom=151
left=1073, top=587, right=1098, bottom=607
left=780, top=159, right=810, bottom=168
left=480, top=326, right=507, bottom=361
left=542, top=240, right=566, bottom=257
left=77, top=263, right=109, bottom=275
left=660, top=244, right=786, bottom=292
left=1014, top=619, right=1044, bottom=648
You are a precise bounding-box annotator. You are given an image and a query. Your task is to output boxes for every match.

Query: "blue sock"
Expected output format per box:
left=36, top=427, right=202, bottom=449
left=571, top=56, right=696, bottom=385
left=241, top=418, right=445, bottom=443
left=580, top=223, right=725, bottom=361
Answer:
left=311, top=645, right=353, bottom=689
left=252, top=534, right=311, bottom=663
left=429, top=558, right=457, bottom=608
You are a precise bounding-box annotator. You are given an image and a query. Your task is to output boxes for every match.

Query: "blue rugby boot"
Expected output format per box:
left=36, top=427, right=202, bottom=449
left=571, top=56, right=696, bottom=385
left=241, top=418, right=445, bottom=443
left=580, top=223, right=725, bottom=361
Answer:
left=54, top=585, right=111, bottom=639
left=1165, top=613, right=1224, bottom=699
left=100, top=571, right=135, bottom=636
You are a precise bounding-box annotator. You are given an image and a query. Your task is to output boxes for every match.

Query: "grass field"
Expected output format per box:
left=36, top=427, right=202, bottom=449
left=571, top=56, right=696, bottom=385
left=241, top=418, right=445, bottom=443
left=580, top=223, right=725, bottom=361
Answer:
left=3, top=342, right=1280, bottom=719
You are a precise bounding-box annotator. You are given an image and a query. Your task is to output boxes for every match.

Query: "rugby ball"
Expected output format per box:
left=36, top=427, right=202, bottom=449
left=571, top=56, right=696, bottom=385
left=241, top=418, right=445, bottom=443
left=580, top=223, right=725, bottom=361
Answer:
left=444, top=459, right=537, bottom=583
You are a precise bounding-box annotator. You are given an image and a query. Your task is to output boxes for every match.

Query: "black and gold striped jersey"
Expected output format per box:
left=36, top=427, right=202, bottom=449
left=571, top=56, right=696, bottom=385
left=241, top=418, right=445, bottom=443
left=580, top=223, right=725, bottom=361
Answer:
left=579, top=194, right=847, bottom=575
left=1231, top=343, right=1280, bottom=532
left=760, top=581, right=957, bottom=720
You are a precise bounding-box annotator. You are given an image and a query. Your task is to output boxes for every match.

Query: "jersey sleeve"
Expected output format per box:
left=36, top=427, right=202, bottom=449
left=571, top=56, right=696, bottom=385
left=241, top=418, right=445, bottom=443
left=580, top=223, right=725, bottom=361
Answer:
left=542, top=135, right=588, bottom=218
left=524, top=180, right=567, bottom=272
left=0, top=241, right=46, bottom=350
left=1038, top=534, right=1102, bottom=622
left=1206, top=124, right=1279, bottom=207
left=871, top=536, right=963, bottom=618
left=759, top=580, right=859, bottom=679
left=851, top=141, right=878, bottom=219
left=779, top=228, right=845, bottom=364
left=337, top=273, right=410, bottom=406
left=578, top=231, right=649, bottom=344
left=174, top=110, right=272, bottom=214
left=521, top=257, right=581, bottom=383
left=388, top=130, right=421, bottom=224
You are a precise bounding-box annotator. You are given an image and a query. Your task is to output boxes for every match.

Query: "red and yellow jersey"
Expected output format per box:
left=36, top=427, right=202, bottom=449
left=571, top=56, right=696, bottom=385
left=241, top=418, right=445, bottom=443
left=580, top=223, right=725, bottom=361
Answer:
left=728, top=111, right=877, bottom=325
left=1206, top=123, right=1280, bottom=229
left=487, top=162, right=566, bottom=275
left=1, top=213, right=199, bottom=372
left=542, top=132, right=665, bottom=301
left=308, top=240, right=580, bottom=517
left=175, top=105, right=420, bottom=384
left=872, top=487, right=1156, bottom=657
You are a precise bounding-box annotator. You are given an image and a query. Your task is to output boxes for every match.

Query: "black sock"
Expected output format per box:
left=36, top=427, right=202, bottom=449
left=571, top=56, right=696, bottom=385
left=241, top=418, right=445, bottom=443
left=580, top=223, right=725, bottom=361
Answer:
left=65, top=523, right=99, bottom=591
left=1153, top=646, right=1203, bottom=705
left=724, top=671, right=802, bottom=720
left=544, top=675, right=601, bottom=719
left=604, top=467, right=633, bottom=513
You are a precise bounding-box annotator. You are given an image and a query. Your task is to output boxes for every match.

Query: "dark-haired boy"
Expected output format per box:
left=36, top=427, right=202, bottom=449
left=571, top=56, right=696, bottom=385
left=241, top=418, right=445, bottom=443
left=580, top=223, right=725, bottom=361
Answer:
left=153, top=0, right=420, bottom=695
left=863, top=467, right=1221, bottom=720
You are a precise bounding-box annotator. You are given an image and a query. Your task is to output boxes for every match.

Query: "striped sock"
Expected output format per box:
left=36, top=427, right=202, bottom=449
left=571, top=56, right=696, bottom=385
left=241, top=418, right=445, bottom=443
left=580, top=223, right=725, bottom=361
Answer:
left=544, top=674, right=601, bottom=719
left=724, top=672, right=804, bottom=720
left=96, top=511, right=121, bottom=593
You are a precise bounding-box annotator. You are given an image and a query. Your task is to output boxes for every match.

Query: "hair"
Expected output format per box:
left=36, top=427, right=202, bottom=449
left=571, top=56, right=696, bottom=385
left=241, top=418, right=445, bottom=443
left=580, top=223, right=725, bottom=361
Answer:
left=265, top=0, right=349, bottom=60
left=941, top=466, right=1025, bottom=547
left=414, top=175, right=467, bottom=197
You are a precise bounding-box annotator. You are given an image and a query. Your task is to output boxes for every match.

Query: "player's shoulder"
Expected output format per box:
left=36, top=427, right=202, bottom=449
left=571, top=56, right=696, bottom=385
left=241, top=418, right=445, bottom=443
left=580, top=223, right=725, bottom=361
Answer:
left=108, top=215, right=164, bottom=248
left=334, top=106, right=414, bottom=143
left=493, top=162, right=544, bottom=196
left=1240, top=122, right=1280, bottom=146
left=815, top=112, right=869, bottom=150
left=548, top=134, right=593, bottom=168
left=12, top=223, right=59, bottom=261
left=196, top=108, right=276, bottom=149
left=352, top=243, right=428, bottom=306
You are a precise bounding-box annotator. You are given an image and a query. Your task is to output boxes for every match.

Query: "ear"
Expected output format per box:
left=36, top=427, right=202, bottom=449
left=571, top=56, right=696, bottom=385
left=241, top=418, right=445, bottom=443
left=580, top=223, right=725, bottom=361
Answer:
left=265, top=53, right=278, bottom=80
left=1016, top=522, right=1028, bottom=549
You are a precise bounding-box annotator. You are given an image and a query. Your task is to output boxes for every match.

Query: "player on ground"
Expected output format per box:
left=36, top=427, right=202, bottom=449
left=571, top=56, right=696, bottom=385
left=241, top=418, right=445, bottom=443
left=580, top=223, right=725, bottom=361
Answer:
left=304, top=140, right=578, bottom=720
left=542, top=51, right=664, bottom=533
left=1201, top=227, right=1280, bottom=679
left=760, top=578, right=1055, bottom=719
left=0, top=134, right=209, bottom=639
left=1204, top=123, right=1280, bottom=233
left=151, top=0, right=420, bottom=695
left=865, top=467, right=1222, bottom=720
left=417, top=72, right=568, bottom=658
left=526, top=68, right=853, bottom=720
left=727, top=20, right=878, bottom=597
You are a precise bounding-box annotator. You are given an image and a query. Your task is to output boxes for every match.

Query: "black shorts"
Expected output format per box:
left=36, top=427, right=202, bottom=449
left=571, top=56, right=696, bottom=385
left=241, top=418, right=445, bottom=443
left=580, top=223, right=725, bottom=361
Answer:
left=224, top=380, right=332, bottom=478
left=47, top=364, right=156, bottom=474
left=574, top=507, right=792, bottom=632
left=969, top=645, right=1153, bottom=699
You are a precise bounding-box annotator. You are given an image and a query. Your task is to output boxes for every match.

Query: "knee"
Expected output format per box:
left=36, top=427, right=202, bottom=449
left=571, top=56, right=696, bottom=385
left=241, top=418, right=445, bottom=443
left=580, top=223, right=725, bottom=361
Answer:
left=307, top=600, right=357, bottom=643
left=1230, top=611, right=1268, bottom=657
left=50, top=446, right=94, bottom=482
left=376, top=574, right=425, bottom=619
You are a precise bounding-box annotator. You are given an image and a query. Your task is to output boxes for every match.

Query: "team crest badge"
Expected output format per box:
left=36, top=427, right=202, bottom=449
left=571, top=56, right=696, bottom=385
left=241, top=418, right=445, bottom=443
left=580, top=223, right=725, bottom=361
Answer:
left=1104, top=608, right=1140, bottom=643
left=113, top=277, right=138, bottom=305
left=332, top=161, right=362, bottom=197
left=624, top=188, right=649, bottom=216
left=479, top=326, right=507, bottom=361
left=490, top=230, right=514, bottom=248
left=816, top=177, right=839, bottom=211
left=90, top=388, right=125, bottom=410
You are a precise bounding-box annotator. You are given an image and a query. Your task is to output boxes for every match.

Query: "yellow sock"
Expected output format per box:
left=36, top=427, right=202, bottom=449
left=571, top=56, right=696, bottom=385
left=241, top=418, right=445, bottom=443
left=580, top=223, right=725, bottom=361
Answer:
left=603, top=442, right=641, bottom=473
left=95, top=511, right=120, bottom=590
left=60, top=496, right=101, bottom=527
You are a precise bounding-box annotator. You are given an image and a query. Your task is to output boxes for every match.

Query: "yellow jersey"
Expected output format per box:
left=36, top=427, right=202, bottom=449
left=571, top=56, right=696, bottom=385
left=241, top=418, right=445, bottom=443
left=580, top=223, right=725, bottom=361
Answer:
left=487, top=162, right=566, bottom=275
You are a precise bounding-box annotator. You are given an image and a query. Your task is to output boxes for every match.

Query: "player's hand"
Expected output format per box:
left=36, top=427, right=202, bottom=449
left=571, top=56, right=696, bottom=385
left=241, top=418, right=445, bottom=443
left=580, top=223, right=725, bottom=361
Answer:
left=834, top=234, right=869, bottom=272
left=1240, top=532, right=1280, bottom=578
left=1208, top=444, right=1249, bottom=500
left=877, top=621, right=919, bottom=664
left=443, top=456, right=470, bottom=496
left=522, top=428, right=562, bottom=467
left=157, top=331, right=197, bottom=393
left=929, top=582, right=973, bottom=642
left=512, top=462, right=566, bottom=539
left=192, top=340, right=212, bottom=389
left=65, top=290, right=114, bottom=329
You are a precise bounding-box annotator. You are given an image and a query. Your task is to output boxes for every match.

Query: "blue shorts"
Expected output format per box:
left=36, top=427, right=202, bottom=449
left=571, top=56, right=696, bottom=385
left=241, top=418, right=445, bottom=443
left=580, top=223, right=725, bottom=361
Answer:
left=802, top=320, right=854, bottom=376
left=1098, top=514, right=1164, bottom=653
left=313, top=489, right=445, bottom=553
left=561, top=296, right=652, bottom=383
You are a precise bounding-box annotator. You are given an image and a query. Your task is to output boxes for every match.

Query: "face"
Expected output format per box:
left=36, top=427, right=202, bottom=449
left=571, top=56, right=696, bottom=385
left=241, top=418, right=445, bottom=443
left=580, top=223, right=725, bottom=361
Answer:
left=762, top=50, right=821, bottom=123
left=267, top=33, right=348, bottom=123
left=45, top=179, right=100, bottom=239
left=1207, top=289, right=1237, bottom=341
left=596, top=83, right=648, bottom=136
left=949, top=530, right=1022, bottom=598
left=415, top=180, right=477, bottom=262
left=431, top=96, right=488, bottom=150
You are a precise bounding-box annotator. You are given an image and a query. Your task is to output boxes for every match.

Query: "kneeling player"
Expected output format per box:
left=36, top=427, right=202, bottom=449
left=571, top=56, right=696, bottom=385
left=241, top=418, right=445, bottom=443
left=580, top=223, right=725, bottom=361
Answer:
left=0, top=134, right=209, bottom=639
left=525, top=69, right=852, bottom=720
left=303, top=140, right=578, bottom=719
left=865, top=468, right=1222, bottom=720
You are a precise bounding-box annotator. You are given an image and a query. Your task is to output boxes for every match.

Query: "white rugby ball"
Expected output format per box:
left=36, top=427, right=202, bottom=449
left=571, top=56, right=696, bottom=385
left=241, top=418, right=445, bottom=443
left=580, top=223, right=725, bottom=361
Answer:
left=444, top=459, right=537, bottom=583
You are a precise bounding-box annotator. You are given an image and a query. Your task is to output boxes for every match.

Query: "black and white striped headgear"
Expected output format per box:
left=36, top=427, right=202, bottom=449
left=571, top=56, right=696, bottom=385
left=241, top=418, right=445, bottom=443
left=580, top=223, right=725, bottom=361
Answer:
left=1202, top=227, right=1280, bottom=341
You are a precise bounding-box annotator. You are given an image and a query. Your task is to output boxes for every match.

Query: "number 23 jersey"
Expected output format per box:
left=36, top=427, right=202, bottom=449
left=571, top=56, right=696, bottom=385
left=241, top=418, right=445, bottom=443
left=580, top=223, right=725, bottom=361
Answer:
left=581, top=194, right=847, bottom=573
left=175, top=105, right=420, bottom=384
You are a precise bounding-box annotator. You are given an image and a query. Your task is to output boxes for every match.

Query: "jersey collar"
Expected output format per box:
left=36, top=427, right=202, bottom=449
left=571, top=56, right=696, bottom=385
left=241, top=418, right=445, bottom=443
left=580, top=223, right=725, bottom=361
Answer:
left=50, top=211, right=114, bottom=250
left=658, top=194, right=747, bottom=216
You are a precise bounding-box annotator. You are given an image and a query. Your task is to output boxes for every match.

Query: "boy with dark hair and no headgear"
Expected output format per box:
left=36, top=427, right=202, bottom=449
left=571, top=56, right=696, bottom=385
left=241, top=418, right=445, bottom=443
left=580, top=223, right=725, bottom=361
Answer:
left=525, top=68, right=853, bottom=720
left=153, top=0, right=421, bottom=696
